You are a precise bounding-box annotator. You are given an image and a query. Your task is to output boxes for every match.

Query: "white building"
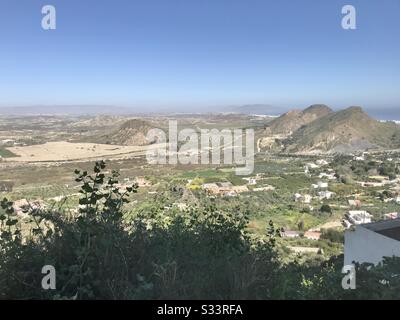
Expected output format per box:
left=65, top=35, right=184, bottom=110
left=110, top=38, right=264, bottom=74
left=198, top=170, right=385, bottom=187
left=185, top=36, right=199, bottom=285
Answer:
left=243, top=177, right=257, bottom=185
left=318, top=181, right=329, bottom=188
left=346, top=210, right=372, bottom=225
left=306, top=163, right=319, bottom=169
left=318, top=173, right=336, bottom=180
left=280, top=230, right=300, bottom=238
left=318, top=191, right=334, bottom=200
left=293, top=193, right=312, bottom=203
left=316, top=159, right=329, bottom=166
left=303, top=194, right=312, bottom=204
left=312, top=182, right=329, bottom=189
left=344, top=219, right=400, bottom=265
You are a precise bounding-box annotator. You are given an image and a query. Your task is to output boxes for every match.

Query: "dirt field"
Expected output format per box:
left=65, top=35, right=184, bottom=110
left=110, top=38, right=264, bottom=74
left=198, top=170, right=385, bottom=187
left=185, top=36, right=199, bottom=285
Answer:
left=6, top=141, right=165, bottom=162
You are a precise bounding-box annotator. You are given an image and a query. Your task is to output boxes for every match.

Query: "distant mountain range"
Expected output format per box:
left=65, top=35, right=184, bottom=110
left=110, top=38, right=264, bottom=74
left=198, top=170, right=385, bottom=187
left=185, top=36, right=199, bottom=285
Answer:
left=226, top=104, right=283, bottom=116
left=0, top=105, right=136, bottom=116
left=0, top=104, right=283, bottom=116
left=2, top=104, right=400, bottom=154
left=259, top=105, right=400, bottom=154
left=1, top=104, right=399, bottom=121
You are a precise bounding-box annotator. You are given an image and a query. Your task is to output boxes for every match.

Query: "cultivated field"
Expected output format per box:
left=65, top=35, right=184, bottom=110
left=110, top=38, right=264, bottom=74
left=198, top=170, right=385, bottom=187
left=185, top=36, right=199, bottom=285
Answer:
left=6, top=141, right=165, bottom=162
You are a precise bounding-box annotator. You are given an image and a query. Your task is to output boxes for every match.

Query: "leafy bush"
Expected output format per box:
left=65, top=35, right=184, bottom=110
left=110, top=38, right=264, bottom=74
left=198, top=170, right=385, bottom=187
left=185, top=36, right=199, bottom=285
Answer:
left=0, top=162, right=282, bottom=299
left=1, top=161, right=400, bottom=300
left=321, top=229, right=344, bottom=244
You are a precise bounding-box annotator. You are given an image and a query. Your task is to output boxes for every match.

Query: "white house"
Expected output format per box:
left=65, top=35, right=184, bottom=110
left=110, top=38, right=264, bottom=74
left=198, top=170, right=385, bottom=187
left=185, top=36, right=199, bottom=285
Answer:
left=318, top=181, right=329, bottom=188
left=344, top=219, right=400, bottom=265
left=306, top=163, right=319, bottom=169
left=280, top=230, right=300, bottom=238
left=293, top=193, right=312, bottom=203
left=312, top=182, right=328, bottom=189
left=318, top=191, right=334, bottom=200
left=303, top=194, right=312, bottom=204
left=243, top=177, right=257, bottom=185
left=316, top=159, right=329, bottom=166
left=346, top=210, right=372, bottom=225
left=319, top=172, right=336, bottom=180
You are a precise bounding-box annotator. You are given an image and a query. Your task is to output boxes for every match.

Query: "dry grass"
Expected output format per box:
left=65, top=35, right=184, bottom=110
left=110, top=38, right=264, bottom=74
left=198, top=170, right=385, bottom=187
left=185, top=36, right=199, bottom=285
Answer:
left=6, top=141, right=165, bottom=163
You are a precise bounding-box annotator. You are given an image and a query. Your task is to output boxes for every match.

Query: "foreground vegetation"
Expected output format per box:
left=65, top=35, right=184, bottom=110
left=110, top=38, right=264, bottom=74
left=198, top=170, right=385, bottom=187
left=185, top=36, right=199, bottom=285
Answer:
left=0, top=162, right=399, bottom=300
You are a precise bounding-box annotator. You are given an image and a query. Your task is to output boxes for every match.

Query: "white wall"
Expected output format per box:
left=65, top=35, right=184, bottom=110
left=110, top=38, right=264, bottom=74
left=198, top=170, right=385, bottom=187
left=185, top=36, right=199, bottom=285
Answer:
left=344, top=226, right=400, bottom=266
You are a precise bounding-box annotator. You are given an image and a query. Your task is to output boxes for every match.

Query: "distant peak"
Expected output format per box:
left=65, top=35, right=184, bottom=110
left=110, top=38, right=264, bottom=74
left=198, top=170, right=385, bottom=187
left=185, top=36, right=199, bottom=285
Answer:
left=119, top=118, right=151, bottom=130
left=303, top=104, right=332, bottom=114
left=346, top=106, right=364, bottom=113
left=284, top=109, right=302, bottom=115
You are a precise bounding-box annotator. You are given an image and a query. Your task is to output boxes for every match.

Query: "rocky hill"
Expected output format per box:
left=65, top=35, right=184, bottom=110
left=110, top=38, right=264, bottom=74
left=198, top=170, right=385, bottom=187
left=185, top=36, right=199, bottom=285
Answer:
left=263, top=104, right=333, bottom=135
left=101, top=119, right=158, bottom=146
left=283, top=106, right=400, bottom=153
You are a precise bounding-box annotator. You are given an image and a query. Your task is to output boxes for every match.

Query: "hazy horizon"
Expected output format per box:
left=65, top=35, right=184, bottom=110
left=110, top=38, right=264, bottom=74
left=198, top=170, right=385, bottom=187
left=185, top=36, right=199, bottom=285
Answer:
left=0, top=103, right=399, bottom=120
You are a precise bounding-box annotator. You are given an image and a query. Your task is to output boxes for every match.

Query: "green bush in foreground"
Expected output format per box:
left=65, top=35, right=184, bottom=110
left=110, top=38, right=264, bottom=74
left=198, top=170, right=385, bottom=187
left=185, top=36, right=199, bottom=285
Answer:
left=0, top=161, right=399, bottom=300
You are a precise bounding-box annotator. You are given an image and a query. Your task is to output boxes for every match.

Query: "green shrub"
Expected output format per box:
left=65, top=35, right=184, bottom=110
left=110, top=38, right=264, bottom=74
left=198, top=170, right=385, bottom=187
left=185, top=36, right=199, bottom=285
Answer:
left=1, top=161, right=400, bottom=300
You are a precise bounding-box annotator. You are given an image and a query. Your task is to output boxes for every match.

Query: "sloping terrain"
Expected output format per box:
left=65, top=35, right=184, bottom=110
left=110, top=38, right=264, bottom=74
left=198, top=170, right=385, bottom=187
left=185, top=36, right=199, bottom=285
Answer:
left=284, top=106, right=400, bottom=153
left=257, top=104, right=333, bottom=151
left=100, top=119, right=158, bottom=146
left=264, top=104, right=333, bottom=135
left=79, top=119, right=160, bottom=146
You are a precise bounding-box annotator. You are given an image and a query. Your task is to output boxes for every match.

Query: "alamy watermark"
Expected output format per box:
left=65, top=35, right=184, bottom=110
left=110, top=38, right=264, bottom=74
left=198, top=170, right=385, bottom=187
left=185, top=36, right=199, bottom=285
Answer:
left=41, top=5, right=56, bottom=30
left=145, top=121, right=255, bottom=176
left=40, top=263, right=357, bottom=292
left=40, top=4, right=356, bottom=31
left=342, top=264, right=356, bottom=290
left=342, top=5, right=357, bottom=30
left=41, top=265, right=56, bottom=290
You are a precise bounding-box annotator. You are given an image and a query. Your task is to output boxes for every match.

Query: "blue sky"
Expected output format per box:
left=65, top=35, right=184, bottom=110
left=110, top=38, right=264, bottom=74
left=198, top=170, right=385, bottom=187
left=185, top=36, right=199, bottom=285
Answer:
left=0, top=0, right=399, bottom=115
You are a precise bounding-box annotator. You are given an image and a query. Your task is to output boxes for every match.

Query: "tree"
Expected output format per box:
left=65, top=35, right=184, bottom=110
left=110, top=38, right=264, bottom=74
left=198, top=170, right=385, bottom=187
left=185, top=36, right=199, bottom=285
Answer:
left=1, top=161, right=400, bottom=300
left=320, top=204, right=332, bottom=215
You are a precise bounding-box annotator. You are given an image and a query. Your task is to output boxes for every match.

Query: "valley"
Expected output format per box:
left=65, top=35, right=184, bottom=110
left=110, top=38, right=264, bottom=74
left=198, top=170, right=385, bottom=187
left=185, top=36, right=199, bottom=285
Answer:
left=1, top=106, right=400, bottom=262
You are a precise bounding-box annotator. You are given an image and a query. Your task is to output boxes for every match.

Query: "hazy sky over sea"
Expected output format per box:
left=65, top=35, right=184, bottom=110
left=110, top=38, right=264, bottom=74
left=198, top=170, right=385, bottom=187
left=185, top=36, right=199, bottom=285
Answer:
left=0, top=0, right=399, bottom=115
